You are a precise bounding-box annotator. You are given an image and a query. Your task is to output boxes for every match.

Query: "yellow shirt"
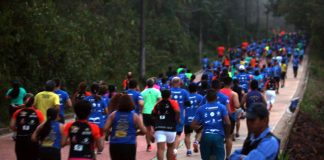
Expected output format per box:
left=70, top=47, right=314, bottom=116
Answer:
left=281, top=63, right=287, bottom=72
left=34, top=91, right=60, bottom=119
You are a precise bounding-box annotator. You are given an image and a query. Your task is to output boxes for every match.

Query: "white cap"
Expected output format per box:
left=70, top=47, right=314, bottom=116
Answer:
left=239, top=65, right=245, bottom=70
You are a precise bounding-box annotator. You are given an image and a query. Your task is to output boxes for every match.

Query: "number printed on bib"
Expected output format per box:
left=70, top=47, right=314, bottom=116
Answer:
left=159, top=115, right=165, bottom=120
left=22, top=125, right=30, bottom=131
left=73, top=144, right=84, bottom=151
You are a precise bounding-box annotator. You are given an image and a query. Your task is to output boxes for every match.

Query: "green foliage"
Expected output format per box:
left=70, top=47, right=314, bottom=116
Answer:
left=0, top=0, right=276, bottom=124
left=272, top=0, right=324, bottom=47
left=278, top=153, right=289, bottom=160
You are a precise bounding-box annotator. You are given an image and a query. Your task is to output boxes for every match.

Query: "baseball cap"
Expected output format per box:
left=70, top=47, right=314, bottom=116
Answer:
left=239, top=65, right=245, bottom=70
left=246, top=103, right=269, bottom=120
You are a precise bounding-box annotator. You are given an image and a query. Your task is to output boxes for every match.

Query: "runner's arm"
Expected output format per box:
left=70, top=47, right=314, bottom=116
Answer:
left=241, top=94, right=247, bottom=110
left=138, top=100, right=144, bottom=114
left=65, top=97, right=72, bottom=108
left=232, top=92, right=240, bottom=109
left=103, top=111, right=115, bottom=132
left=223, top=115, right=231, bottom=139
left=134, top=114, right=147, bottom=135
left=31, top=122, right=46, bottom=142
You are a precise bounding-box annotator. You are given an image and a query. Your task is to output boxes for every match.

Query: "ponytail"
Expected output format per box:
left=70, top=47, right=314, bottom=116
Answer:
left=38, top=108, right=58, bottom=141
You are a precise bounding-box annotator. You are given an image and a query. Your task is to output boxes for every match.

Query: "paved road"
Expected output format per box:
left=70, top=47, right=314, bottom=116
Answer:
left=0, top=58, right=306, bottom=160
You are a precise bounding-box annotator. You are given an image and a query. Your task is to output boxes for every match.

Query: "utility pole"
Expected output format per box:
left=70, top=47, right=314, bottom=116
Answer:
left=139, top=0, right=145, bottom=80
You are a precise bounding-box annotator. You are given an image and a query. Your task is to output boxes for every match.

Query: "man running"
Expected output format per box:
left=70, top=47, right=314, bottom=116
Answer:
left=141, top=78, right=162, bottom=152
left=241, top=80, right=266, bottom=110
left=191, top=89, right=231, bottom=160
left=152, top=90, right=180, bottom=160
left=126, top=79, right=144, bottom=114
left=34, top=80, right=60, bottom=120
left=184, top=83, right=203, bottom=156
left=54, top=79, right=72, bottom=123
left=170, top=77, right=190, bottom=155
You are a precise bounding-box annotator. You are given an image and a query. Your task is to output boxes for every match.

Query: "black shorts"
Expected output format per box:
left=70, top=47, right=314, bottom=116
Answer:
left=274, top=77, right=280, bottom=83
left=110, top=143, right=136, bottom=160
left=280, top=72, right=286, bottom=80
left=39, top=147, right=61, bottom=160
left=184, top=125, right=193, bottom=134
left=15, top=138, right=39, bottom=160
left=143, top=114, right=154, bottom=126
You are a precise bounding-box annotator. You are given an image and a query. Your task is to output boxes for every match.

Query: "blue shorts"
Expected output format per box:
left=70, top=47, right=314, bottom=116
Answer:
left=200, top=134, right=225, bottom=160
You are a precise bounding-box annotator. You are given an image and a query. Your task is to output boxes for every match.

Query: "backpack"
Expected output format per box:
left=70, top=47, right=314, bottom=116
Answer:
left=267, top=78, right=276, bottom=90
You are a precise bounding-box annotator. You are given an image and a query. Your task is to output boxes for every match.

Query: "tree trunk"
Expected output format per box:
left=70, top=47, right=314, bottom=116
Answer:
left=244, top=0, right=248, bottom=39
left=140, top=0, right=145, bottom=80
left=198, top=14, right=203, bottom=63
left=256, top=0, right=260, bottom=39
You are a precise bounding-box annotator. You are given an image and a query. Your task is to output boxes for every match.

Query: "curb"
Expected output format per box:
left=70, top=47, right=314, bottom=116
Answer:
left=272, top=52, right=309, bottom=153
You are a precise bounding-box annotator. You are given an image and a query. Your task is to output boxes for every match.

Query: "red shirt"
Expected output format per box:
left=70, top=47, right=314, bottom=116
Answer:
left=217, top=46, right=225, bottom=56
left=242, top=42, right=249, bottom=50
left=220, top=88, right=235, bottom=113
left=12, top=107, right=45, bottom=123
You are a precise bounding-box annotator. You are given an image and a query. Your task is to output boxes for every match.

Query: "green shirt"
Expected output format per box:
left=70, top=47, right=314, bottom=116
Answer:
left=185, top=73, right=193, bottom=79
left=6, top=87, right=27, bottom=105
left=177, top=68, right=184, bottom=74
left=141, top=88, right=161, bottom=114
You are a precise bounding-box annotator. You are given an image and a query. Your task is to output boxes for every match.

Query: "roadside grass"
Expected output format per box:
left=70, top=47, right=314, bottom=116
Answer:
left=299, top=47, right=324, bottom=122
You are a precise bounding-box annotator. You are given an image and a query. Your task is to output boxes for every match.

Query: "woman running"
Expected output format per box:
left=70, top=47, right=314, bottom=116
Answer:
left=32, top=108, right=63, bottom=160
left=10, top=94, right=45, bottom=160
left=62, top=100, right=104, bottom=160
left=104, top=94, right=147, bottom=160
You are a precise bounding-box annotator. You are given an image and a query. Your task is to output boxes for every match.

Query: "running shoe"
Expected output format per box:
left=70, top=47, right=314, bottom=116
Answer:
left=147, top=145, right=152, bottom=152
left=186, top=150, right=192, bottom=156
left=193, top=141, right=199, bottom=153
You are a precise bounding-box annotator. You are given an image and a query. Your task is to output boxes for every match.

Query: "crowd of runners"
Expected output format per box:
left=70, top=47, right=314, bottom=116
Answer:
left=4, top=32, right=307, bottom=160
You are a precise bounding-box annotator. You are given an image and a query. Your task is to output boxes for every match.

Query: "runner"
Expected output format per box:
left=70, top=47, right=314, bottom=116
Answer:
left=200, top=80, right=231, bottom=158
left=10, top=94, right=45, bottom=160
left=229, top=103, right=280, bottom=160
left=280, top=60, right=287, bottom=88
left=72, top=81, right=91, bottom=105
left=191, top=89, right=231, bottom=160
left=104, top=94, right=147, bottom=160
left=292, top=56, right=300, bottom=78
left=123, top=71, right=133, bottom=90
left=54, top=78, right=72, bottom=123
left=264, top=77, right=277, bottom=111
left=272, top=60, right=281, bottom=94
left=241, top=80, right=266, bottom=110
left=34, top=80, right=60, bottom=120
left=253, top=70, right=265, bottom=92
left=32, top=108, right=63, bottom=160
left=201, top=56, right=209, bottom=71
left=126, top=79, right=144, bottom=114
left=84, top=82, right=108, bottom=153
left=151, top=90, right=180, bottom=160
left=5, top=80, right=27, bottom=140
left=5, top=80, right=27, bottom=119
left=170, top=77, right=190, bottom=155
left=220, top=77, right=240, bottom=151
left=234, top=65, right=251, bottom=93
left=232, top=79, right=244, bottom=138
left=184, top=84, right=203, bottom=156
left=62, top=100, right=104, bottom=160
left=141, top=78, right=162, bottom=152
